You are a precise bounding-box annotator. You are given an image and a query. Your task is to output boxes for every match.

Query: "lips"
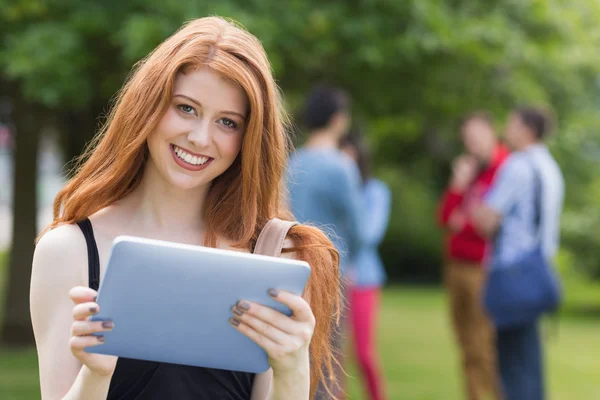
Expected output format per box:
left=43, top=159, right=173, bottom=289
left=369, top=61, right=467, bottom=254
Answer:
left=170, top=144, right=214, bottom=172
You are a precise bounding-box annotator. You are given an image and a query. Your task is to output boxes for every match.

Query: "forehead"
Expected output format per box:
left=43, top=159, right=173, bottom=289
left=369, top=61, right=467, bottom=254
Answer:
left=173, top=68, right=248, bottom=115
left=462, top=118, right=491, bottom=136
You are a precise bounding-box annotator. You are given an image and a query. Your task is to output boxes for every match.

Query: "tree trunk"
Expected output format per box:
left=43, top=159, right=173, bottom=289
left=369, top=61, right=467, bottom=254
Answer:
left=0, top=101, right=41, bottom=347
left=61, top=106, right=103, bottom=175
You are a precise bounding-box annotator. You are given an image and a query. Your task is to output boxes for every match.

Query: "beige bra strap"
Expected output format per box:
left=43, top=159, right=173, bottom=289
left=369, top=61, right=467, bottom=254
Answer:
left=254, top=218, right=299, bottom=257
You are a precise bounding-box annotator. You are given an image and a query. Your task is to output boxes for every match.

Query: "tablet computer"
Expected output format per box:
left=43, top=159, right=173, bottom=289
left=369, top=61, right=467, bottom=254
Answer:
left=86, top=235, right=311, bottom=373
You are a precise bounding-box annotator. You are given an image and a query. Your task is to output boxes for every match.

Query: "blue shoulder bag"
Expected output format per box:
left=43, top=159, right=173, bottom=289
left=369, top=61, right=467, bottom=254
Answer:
left=483, top=159, right=562, bottom=329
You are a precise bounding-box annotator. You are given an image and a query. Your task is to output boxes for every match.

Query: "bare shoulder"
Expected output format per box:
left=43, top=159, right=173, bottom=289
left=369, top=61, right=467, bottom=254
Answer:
left=35, top=223, right=88, bottom=265
left=32, top=223, right=88, bottom=288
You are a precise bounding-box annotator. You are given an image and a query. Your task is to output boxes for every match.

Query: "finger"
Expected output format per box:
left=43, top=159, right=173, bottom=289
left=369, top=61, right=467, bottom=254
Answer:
left=230, top=318, right=279, bottom=352
left=73, top=302, right=100, bottom=321
left=232, top=305, right=288, bottom=344
left=234, top=301, right=293, bottom=334
left=71, top=320, right=114, bottom=336
left=70, top=334, right=105, bottom=353
left=69, top=286, right=98, bottom=305
left=268, top=290, right=315, bottom=325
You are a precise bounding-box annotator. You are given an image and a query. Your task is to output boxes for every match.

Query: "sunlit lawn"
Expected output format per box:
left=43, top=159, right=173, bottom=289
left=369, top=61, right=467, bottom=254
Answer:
left=0, top=251, right=599, bottom=399
left=346, top=287, right=600, bottom=400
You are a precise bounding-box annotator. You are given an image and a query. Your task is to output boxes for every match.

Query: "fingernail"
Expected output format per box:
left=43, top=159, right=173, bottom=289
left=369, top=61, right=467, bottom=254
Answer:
left=230, top=318, right=240, bottom=327
left=90, top=307, right=98, bottom=314
left=268, top=288, right=279, bottom=297
left=97, top=335, right=105, bottom=343
left=238, top=301, right=250, bottom=310
left=232, top=307, right=244, bottom=316
left=102, top=321, right=114, bottom=329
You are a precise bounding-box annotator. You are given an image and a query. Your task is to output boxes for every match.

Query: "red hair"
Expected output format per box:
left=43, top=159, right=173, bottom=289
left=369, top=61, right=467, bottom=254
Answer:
left=40, top=17, right=340, bottom=397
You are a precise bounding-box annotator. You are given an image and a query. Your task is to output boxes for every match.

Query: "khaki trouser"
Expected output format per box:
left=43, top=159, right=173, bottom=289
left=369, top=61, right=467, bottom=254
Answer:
left=445, top=261, right=503, bottom=400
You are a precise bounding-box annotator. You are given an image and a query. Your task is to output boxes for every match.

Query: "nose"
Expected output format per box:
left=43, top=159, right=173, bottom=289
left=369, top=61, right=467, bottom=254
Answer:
left=186, top=120, right=211, bottom=148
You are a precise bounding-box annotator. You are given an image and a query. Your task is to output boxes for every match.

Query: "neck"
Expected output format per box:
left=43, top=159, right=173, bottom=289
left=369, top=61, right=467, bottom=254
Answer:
left=304, top=129, right=340, bottom=149
left=127, top=160, right=209, bottom=234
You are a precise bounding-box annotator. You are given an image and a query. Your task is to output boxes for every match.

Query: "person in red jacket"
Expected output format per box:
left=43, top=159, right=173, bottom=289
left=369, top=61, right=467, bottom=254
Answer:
left=438, top=112, right=509, bottom=400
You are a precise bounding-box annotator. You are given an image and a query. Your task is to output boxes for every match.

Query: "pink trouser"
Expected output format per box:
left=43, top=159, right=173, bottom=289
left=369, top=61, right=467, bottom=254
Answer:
left=349, top=286, right=387, bottom=400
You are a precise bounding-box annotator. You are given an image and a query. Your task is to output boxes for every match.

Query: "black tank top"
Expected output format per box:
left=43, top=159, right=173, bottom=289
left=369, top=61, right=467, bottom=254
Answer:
left=77, top=219, right=255, bottom=400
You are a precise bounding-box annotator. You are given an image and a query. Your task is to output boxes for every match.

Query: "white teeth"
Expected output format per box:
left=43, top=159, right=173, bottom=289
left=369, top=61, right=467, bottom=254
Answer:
left=173, top=145, right=210, bottom=166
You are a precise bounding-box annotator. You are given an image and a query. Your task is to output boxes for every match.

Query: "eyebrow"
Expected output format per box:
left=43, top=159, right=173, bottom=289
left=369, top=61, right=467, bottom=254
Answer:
left=174, top=94, right=247, bottom=121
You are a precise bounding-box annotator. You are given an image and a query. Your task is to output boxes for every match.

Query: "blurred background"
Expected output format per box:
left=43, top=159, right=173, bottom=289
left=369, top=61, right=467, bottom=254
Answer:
left=1, top=1, right=599, bottom=399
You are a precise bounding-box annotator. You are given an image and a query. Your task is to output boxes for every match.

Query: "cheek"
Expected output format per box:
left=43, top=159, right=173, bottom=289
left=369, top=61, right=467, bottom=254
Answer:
left=463, top=133, right=477, bottom=152
left=464, top=140, right=477, bottom=155
left=146, top=130, right=161, bottom=156
left=155, top=108, right=186, bottom=140
left=148, top=111, right=182, bottom=158
left=218, top=133, right=243, bottom=160
left=475, top=139, right=487, bottom=152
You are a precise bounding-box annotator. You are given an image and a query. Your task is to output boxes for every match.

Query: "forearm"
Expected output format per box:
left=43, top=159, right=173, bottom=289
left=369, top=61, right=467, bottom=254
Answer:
left=61, top=366, right=111, bottom=400
left=470, top=205, right=502, bottom=238
left=269, top=359, right=310, bottom=400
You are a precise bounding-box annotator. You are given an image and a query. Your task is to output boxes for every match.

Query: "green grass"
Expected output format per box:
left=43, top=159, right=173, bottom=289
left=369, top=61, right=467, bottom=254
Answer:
left=0, top=349, right=38, bottom=400
left=345, top=288, right=463, bottom=399
left=0, top=249, right=599, bottom=399
left=345, top=287, right=600, bottom=400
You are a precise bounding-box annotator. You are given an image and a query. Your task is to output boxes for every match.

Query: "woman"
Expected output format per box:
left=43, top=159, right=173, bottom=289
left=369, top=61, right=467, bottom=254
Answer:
left=339, top=132, right=390, bottom=400
left=30, top=17, right=340, bottom=400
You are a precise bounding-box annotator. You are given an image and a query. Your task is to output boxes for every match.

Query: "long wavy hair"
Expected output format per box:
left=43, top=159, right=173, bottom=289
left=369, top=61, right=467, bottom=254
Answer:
left=41, top=16, right=341, bottom=398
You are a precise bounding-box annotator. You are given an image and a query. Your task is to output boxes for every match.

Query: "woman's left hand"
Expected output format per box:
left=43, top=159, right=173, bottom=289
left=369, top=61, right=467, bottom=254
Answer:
left=230, top=289, right=315, bottom=375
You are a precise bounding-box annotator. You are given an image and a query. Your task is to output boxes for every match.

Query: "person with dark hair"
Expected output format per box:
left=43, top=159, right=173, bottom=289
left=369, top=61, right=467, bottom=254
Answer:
left=286, top=85, right=362, bottom=399
left=438, top=113, right=508, bottom=400
left=303, top=85, right=350, bottom=132
left=339, top=131, right=390, bottom=400
left=512, top=106, right=554, bottom=140
left=472, top=107, right=565, bottom=400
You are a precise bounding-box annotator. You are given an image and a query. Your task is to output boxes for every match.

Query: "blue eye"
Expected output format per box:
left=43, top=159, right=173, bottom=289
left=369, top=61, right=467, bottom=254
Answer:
left=177, top=104, right=196, bottom=115
left=220, top=118, right=238, bottom=129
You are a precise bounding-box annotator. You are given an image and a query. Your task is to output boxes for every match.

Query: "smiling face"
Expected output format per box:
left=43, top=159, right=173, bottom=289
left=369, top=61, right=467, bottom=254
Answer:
left=146, top=68, right=248, bottom=190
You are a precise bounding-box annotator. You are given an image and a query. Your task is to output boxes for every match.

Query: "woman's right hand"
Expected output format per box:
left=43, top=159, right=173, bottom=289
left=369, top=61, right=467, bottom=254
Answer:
left=69, top=286, right=118, bottom=376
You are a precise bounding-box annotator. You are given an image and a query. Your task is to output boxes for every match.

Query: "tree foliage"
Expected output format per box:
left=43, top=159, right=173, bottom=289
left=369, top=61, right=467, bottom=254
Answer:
left=2, top=0, right=600, bottom=283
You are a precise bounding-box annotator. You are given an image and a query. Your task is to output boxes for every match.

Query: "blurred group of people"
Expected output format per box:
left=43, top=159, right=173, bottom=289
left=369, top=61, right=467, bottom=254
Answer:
left=282, top=86, right=567, bottom=400
left=438, top=108, right=564, bottom=400
left=286, top=85, right=392, bottom=400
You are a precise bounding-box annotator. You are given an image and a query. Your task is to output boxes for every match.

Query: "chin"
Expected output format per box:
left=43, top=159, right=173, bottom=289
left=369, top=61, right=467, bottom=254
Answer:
left=167, top=171, right=213, bottom=191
